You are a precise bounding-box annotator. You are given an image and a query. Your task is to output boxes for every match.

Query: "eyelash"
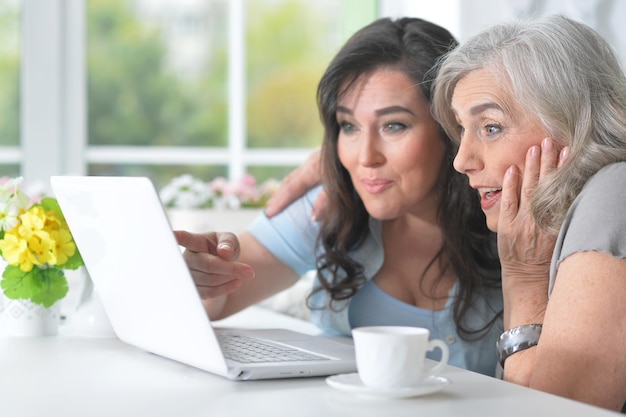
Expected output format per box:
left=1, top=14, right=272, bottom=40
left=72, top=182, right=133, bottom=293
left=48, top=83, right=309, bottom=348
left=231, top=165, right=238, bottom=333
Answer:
left=339, top=121, right=356, bottom=134
left=455, top=122, right=503, bottom=140
left=383, top=122, right=407, bottom=133
left=338, top=121, right=408, bottom=135
left=482, top=123, right=503, bottom=138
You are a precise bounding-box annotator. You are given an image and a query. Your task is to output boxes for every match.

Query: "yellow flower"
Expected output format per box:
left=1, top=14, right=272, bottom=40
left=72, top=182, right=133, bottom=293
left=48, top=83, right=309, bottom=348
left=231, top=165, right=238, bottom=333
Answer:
left=27, top=231, right=57, bottom=268
left=0, top=180, right=84, bottom=308
left=17, top=206, right=46, bottom=240
left=44, top=210, right=62, bottom=232
left=49, top=229, right=76, bottom=266
left=0, top=232, right=30, bottom=268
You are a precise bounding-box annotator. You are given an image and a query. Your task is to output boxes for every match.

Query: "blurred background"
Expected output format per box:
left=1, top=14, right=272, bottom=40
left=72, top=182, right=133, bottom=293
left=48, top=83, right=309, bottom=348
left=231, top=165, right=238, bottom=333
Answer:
left=0, top=0, right=624, bottom=192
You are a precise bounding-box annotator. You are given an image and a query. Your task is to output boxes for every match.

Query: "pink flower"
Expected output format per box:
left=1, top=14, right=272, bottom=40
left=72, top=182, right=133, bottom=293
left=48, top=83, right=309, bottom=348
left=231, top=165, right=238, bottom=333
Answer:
left=209, top=177, right=231, bottom=197
left=162, top=175, right=280, bottom=209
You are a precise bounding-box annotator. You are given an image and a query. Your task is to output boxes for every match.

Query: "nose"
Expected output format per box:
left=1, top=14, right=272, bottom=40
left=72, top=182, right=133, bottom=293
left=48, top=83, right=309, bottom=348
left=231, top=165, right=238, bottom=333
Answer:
left=453, top=136, right=482, bottom=175
left=358, top=130, right=385, bottom=167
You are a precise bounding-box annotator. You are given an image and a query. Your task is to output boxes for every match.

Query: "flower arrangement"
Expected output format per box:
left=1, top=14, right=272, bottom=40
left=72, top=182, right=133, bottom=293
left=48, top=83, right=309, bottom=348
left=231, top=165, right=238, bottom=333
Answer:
left=0, top=177, right=83, bottom=308
left=159, top=174, right=280, bottom=210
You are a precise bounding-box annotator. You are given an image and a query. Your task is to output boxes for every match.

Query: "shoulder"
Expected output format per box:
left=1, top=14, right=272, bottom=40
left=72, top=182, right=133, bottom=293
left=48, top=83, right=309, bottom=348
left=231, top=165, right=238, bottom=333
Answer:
left=552, top=162, right=626, bottom=287
left=569, top=162, right=626, bottom=219
left=303, top=185, right=324, bottom=203
left=578, top=162, right=626, bottom=197
left=246, top=186, right=324, bottom=276
left=248, top=185, right=324, bottom=244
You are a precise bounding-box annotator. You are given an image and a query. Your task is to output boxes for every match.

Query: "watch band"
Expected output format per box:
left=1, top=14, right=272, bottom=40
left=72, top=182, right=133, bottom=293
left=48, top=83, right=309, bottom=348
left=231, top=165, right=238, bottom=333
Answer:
left=496, top=324, right=543, bottom=368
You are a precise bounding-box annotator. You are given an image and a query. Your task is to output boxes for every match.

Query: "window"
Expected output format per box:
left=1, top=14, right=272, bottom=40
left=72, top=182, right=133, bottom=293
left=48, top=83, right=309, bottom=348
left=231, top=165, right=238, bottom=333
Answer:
left=14, top=0, right=381, bottom=190
left=84, top=0, right=376, bottom=188
left=0, top=0, right=20, bottom=177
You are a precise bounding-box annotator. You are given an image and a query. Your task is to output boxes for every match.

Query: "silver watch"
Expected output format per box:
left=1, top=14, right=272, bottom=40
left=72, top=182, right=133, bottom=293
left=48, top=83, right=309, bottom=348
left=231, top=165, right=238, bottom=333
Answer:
left=496, top=324, right=543, bottom=368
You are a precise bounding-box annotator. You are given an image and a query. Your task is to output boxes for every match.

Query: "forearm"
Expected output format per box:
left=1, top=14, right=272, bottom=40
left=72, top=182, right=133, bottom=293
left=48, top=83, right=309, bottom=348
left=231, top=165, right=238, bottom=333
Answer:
left=502, top=280, right=548, bottom=329
left=502, top=253, right=626, bottom=411
left=500, top=270, right=549, bottom=386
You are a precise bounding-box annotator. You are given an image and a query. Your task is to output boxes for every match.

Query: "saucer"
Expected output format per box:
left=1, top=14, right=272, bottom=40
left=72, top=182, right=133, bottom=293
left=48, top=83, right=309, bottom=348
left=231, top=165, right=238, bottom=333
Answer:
left=325, top=373, right=450, bottom=399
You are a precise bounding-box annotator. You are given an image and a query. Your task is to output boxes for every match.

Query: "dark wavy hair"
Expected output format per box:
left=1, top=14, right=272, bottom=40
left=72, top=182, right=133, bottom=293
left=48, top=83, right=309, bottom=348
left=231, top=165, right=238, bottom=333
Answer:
left=311, top=17, right=501, bottom=341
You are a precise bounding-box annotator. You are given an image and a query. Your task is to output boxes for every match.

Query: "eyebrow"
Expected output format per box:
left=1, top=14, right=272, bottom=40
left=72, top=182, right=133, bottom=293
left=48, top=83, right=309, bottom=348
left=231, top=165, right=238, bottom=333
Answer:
left=336, top=105, right=415, bottom=117
left=469, top=102, right=503, bottom=116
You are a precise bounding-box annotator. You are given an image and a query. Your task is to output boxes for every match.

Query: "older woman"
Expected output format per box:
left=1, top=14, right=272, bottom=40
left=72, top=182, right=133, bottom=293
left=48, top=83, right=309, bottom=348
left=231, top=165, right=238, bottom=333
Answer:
left=431, top=14, right=626, bottom=411
left=176, top=17, right=503, bottom=377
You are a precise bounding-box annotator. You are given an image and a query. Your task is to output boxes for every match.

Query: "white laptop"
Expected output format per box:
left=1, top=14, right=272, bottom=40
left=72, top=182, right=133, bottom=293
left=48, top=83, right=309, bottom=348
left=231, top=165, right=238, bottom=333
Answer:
left=50, top=175, right=356, bottom=380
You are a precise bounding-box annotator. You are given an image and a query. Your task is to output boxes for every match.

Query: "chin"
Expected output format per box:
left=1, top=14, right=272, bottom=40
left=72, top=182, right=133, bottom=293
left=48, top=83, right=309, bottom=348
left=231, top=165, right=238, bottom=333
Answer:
left=486, top=216, right=498, bottom=233
left=363, top=204, right=398, bottom=221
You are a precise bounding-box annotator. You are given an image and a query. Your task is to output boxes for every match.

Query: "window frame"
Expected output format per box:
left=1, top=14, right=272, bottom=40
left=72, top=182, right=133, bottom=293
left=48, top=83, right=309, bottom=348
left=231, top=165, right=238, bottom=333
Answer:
left=20, top=0, right=382, bottom=190
left=21, top=0, right=86, bottom=187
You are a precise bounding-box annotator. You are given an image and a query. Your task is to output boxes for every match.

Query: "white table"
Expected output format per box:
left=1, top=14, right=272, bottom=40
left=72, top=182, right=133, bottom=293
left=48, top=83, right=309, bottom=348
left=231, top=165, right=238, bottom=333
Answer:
left=0, top=307, right=620, bottom=417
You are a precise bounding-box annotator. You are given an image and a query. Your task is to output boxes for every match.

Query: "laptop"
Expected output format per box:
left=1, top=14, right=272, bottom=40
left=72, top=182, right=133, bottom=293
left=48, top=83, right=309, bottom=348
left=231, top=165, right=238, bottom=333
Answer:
left=50, top=175, right=356, bottom=380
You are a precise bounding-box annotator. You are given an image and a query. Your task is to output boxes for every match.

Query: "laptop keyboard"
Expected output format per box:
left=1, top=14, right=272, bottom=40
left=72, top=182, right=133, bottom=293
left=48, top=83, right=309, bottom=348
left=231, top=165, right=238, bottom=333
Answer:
left=217, top=334, right=331, bottom=363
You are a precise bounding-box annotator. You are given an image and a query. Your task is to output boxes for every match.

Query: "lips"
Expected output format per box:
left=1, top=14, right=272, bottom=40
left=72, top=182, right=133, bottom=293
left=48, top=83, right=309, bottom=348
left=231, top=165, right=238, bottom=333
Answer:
left=477, top=187, right=502, bottom=211
left=361, top=178, right=393, bottom=194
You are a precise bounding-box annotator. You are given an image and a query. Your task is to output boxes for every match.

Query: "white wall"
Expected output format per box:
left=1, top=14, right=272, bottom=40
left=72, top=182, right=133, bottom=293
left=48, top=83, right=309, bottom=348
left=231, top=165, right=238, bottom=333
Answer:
left=379, top=0, right=626, bottom=68
left=378, top=0, right=462, bottom=39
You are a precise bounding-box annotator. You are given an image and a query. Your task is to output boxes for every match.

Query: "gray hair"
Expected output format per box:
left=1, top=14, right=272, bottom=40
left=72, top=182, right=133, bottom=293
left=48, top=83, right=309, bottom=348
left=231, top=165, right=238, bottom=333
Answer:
left=431, top=14, right=626, bottom=234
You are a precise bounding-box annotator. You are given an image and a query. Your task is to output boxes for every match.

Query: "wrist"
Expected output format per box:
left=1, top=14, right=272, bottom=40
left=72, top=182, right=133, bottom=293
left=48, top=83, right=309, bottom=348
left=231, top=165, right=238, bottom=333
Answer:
left=496, top=323, right=543, bottom=368
left=501, top=271, right=548, bottom=329
left=501, top=267, right=549, bottom=294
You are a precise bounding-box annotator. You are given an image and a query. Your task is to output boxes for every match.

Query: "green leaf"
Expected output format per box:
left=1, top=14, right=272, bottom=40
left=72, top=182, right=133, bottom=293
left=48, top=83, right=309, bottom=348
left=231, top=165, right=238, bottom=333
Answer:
left=30, top=268, right=68, bottom=308
left=1, top=265, right=42, bottom=300
left=1, top=265, right=68, bottom=308
left=41, top=197, right=64, bottom=220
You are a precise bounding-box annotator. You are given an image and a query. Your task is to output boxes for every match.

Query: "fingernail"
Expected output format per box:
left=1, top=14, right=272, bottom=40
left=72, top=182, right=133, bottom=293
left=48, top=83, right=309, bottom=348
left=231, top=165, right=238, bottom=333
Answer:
left=218, top=242, right=233, bottom=251
left=530, top=145, right=540, bottom=157
left=506, top=165, right=516, bottom=179
left=542, top=138, right=553, bottom=151
left=242, top=268, right=255, bottom=279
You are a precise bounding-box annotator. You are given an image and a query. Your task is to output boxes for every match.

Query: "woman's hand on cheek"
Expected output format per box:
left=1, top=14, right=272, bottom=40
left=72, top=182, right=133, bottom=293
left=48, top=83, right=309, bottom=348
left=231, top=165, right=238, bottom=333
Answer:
left=496, top=139, right=566, bottom=327
left=497, top=139, right=561, bottom=290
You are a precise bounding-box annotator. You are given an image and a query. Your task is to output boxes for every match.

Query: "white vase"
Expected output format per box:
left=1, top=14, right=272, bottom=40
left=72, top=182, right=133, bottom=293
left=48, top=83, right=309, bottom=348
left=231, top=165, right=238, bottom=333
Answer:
left=71, top=268, right=116, bottom=338
left=0, top=294, right=61, bottom=337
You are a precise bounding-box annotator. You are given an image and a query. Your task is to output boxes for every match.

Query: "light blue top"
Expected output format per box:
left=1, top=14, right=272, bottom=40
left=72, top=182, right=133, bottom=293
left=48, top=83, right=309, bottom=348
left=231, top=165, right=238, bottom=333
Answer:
left=248, top=186, right=503, bottom=376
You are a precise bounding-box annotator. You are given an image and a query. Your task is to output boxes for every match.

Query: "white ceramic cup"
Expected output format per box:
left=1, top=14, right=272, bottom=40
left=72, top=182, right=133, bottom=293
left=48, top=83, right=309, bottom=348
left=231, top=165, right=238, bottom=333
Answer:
left=352, top=326, right=449, bottom=389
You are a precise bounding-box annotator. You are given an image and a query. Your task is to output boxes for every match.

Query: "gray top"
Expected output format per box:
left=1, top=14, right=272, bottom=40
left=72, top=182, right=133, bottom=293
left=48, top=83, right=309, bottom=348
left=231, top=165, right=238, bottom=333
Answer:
left=550, top=162, right=626, bottom=294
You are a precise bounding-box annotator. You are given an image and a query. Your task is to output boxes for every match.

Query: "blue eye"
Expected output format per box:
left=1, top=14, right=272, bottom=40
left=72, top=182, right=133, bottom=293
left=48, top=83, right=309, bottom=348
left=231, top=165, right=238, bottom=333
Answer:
left=339, top=121, right=356, bottom=134
left=485, top=124, right=502, bottom=136
left=383, top=122, right=407, bottom=133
